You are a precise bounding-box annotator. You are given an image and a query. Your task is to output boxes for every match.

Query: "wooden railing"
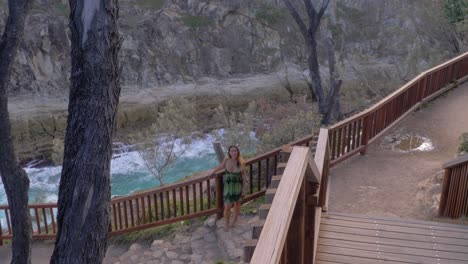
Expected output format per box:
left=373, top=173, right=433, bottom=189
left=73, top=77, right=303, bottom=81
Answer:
left=439, top=154, right=468, bottom=218
left=1, top=52, right=467, bottom=247
left=0, top=134, right=316, bottom=245
left=249, top=52, right=468, bottom=263
left=250, top=146, right=322, bottom=264
left=328, top=52, right=468, bottom=166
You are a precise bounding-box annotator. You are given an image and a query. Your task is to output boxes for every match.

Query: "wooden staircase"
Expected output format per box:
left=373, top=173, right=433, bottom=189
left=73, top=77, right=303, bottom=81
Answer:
left=244, top=135, right=319, bottom=262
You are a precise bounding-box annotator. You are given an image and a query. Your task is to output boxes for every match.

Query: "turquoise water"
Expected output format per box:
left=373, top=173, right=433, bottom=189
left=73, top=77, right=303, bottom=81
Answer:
left=0, top=135, right=221, bottom=205
left=0, top=132, right=242, bottom=229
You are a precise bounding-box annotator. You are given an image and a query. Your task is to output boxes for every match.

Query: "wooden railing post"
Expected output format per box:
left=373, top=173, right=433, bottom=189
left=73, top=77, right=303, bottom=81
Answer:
left=304, top=180, right=319, bottom=263
left=438, top=168, right=451, bottom=217
left=216, top=175, right=224, bottom=219
left=360, top=114, right=372, bottom=155
left=0, top=220, right=3, bottom=246
left=285, top=180, right=305, bottom=264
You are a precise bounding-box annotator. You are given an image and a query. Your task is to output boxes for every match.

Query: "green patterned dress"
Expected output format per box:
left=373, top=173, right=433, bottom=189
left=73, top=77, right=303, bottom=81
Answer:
left=223, top=169, right=243, bottom=204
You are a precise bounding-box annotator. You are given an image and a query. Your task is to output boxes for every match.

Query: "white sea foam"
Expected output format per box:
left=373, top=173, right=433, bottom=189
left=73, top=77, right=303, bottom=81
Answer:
left=0, top=130, right=226, bottom=205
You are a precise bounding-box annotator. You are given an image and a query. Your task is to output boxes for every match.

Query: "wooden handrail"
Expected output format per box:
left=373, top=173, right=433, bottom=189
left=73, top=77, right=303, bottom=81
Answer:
left=315, top=128, right=331, bottom=210
left=0, top=129, right=316, bottom=244
left=439, top=154, right=468, bottom=218
left=328, top=52, right=468, bottom=165
left=1, top=51, right=467, bottom=245
left=251, top=146, right=320, bottom=264
left=442, top=154, right=468, bottom=169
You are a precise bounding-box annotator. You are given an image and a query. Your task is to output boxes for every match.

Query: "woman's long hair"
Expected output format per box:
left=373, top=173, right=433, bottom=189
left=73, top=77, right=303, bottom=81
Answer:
left=228, top=145, right=245, bottom=169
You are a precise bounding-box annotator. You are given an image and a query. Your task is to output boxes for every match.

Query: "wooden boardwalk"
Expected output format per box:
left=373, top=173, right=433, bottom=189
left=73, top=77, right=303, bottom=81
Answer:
left=316, top=212, right=468, bottom=264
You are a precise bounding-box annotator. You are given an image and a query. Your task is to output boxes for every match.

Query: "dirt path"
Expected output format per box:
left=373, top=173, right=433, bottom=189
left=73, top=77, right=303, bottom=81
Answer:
left=328, top=82, right=468, bottom=220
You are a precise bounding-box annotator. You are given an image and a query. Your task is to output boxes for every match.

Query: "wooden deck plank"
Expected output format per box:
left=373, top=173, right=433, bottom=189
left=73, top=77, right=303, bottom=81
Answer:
left=321, top=218, right=468, bottom=239
left=319, top=230, right=468, bottom=253
left=325, top=212, right=468, bottom=230
left=318, top=237, right=468, bottom=261
left=320, top=224, right=468, bottom=246
left=317, top=245, right=468, bottom=264
left=323, top=213, right=468, bottom=233
left=316, top=252, right=406, bottom=264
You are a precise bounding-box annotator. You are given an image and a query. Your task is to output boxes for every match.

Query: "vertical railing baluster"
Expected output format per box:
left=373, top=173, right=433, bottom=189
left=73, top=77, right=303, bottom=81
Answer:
left=172, top=189, right=177, bottom=216
left=206, top=180, right=211, bottom=209
left=199, top=183, right=203, bottom=211
left=166, top=191, right=171, bottom=218
left=112, top=203, right=118, bottom=231
left=179, top=187, right=185, bottom=215
left=124, top=200, right=129, bottom=228
left=192, top=185, right=197, bottom=213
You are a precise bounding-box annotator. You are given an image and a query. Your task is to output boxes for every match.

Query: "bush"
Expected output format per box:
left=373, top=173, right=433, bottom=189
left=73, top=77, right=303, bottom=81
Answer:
left=444, top=0, right=468, bottom=23
left=139, top=0, right=165, bottom=10
left=255, top=6, right=287, bottom=25
left=459, top=133, right=468, bottom=154
left=181, top=15, right=213, bottom=28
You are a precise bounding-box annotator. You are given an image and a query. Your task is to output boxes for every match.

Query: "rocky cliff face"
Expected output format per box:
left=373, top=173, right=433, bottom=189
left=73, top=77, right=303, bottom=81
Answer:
left=0, top=0, right=465, bottom=163
left=0, top=0, right=463, bottom=96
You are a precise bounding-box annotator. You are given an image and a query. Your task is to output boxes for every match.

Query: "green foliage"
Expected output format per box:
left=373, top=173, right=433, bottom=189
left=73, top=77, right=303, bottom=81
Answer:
left=131, top=98, right=199, bottom=186
left=254, top=97, right=321, bottom=153
left=139, top=0, right=165, bottom=10
left=240, top=196, right=264, bottom=215
left=444, top=0, right=468, bottom=23
left=259, top=110, right=319, bottom=151
left=54, top=2, right=69, bottom=16
left=51, top=138, right=64, bottom=165
left=255, top=5, right=287, bottom=25
left=111, top=220, right=191, bottom=244
left=181, top=15, right=213, bottom=28
left=459, top=133, right=468, bottom=154
left=211, top=103, right=258, bottom=155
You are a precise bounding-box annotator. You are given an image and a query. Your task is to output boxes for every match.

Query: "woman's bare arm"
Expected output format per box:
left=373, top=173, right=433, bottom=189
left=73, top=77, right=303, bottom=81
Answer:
left=210, top=158, right=227, bottom=176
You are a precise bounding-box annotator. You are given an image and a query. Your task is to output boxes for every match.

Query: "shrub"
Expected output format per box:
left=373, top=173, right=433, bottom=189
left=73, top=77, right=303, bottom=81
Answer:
left=444, top=0, right=468, bottom=23
left=181, top=15, right=213, bottom=28
left=139, top=0, right=165, bottom=10
left=255, top=5, right=287, bottom=25
left=459, top=133, right=468, bottom=154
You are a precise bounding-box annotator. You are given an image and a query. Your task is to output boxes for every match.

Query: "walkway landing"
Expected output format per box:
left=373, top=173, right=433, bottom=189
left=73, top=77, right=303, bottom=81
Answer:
left=316, top=212, right=468, bottom=264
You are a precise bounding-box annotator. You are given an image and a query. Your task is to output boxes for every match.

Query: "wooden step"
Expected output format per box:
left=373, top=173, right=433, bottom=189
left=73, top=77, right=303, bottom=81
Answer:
left=270, top=175, right=282, bottom=188
left=276, top=163, right=287, bottom=175
left=264, top=188, right=277, bottom=204
left=259, top=203, right=271, bottom=219
left=252, top=219, right=265, bottom=239
left=243, top=239, right=258, bottom=263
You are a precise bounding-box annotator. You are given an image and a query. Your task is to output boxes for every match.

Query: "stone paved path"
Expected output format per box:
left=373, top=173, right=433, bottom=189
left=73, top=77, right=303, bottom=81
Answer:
left=109, top=215, right=255, bottom=264
left=0, top=214, right=256, bottom=264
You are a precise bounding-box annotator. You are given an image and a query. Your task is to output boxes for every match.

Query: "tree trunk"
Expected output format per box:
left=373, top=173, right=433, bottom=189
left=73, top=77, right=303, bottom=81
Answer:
left=0, top=1, right=33, bottom=263
left=50, top=1, right=121, bottom=263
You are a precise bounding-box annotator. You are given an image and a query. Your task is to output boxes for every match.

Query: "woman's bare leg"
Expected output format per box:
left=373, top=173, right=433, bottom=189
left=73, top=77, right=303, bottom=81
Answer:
left=224, top=203, right=232, bottom=229
left=233, top=202, right=240, bottom=225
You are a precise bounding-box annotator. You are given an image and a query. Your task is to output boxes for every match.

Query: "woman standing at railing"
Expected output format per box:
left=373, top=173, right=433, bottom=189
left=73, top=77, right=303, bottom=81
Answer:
left=210, top=145, right=247, bottom=229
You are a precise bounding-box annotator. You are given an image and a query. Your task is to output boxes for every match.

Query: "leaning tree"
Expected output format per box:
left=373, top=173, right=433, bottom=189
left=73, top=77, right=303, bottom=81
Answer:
left=50, top=0, right=122, bottom=263
left=282, top=0, right=342, bottom=124
left=0, top=0, right=34, bottom=263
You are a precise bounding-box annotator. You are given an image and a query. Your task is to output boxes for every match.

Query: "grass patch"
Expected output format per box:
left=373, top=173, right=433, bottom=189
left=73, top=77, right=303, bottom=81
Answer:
left=138, top=0, right=165, bottom=10
left=181, top=15, right=213, bottom=28
left=240, top=196, right=264, bottom=215
left=255, top=5, right=287, bottom=25
left=110, top=220, right=192, bottom=244
left=54, top=2, right=69, bottom=17
left=458, top=133, right=468, bottom=154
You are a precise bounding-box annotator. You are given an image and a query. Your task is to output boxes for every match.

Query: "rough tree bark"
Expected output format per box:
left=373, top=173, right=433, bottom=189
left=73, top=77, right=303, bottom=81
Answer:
left=0, top=0, right=33, bottom=263
left=282, top=0, right=342, bottom=124
left=50, top=0, right=121, bottom=263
